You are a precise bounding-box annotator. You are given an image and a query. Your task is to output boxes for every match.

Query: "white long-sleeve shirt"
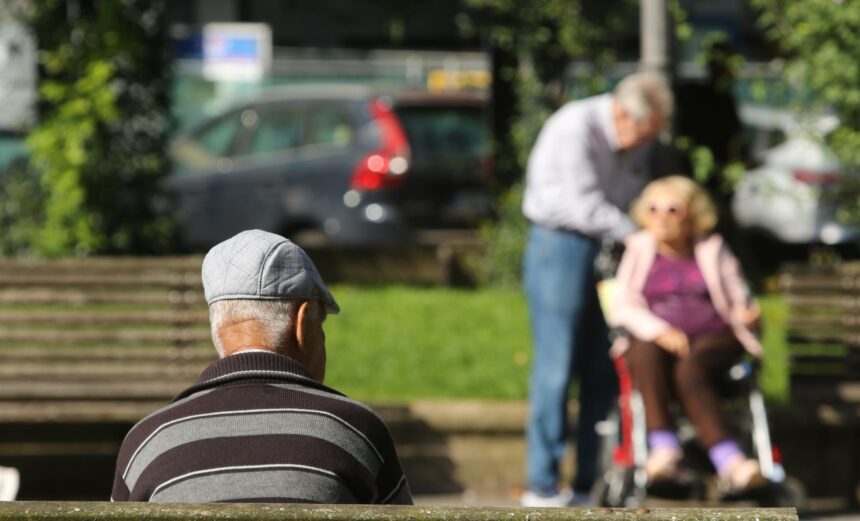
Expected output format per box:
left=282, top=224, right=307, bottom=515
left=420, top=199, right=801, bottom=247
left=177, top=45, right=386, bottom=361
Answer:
left=522, top=94, right=654, bottom=241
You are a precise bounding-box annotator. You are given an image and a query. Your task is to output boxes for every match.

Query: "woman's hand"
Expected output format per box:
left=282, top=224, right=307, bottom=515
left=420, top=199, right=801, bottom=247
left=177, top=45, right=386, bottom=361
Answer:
left=738, top=304, right=761, bottom=329
left=655, top=327, right=690, bottom=358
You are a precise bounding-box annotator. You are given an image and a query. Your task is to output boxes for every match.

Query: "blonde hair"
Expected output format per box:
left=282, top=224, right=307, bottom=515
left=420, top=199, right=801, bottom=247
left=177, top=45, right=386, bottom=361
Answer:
left=630, top=176, right=718, bottom=238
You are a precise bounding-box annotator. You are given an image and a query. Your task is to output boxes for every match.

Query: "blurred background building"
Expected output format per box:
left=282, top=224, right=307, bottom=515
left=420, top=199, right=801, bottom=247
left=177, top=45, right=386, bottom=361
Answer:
left=162, top=0, right=778, bottom=130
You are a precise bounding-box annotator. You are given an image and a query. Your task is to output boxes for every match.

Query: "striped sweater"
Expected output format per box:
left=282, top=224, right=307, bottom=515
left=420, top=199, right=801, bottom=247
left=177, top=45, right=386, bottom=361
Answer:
left=111, top=351, right=412, bottom=504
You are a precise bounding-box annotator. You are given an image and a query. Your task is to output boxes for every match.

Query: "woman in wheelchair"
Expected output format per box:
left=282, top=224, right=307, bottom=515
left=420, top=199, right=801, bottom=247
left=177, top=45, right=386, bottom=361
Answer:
left=612, top=176, right=765, bottom=494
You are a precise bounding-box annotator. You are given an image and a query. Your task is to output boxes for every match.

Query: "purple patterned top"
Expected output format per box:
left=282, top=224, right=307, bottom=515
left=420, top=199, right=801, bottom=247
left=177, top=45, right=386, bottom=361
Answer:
left=642, top=254, right=730, bottom=339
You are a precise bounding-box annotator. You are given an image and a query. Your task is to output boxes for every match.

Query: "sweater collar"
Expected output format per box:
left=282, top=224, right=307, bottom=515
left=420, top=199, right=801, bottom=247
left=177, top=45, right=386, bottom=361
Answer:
left=175, top=350, right=330, bottom=401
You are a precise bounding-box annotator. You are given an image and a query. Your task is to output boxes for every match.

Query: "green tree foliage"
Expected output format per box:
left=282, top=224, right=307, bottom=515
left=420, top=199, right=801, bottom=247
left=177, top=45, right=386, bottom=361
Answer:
left=754, top=0, right=860, bottom=224
left=463, top=0, right=621, bottom=187
left=0, top=157, right=43, bottom=256
left=17, top=0, right=171, bottom=256
left=471, top=183, right=528, bottom=287
left=462, top=0, right=627, bottom=286
left=675, top=33, right=747, bottom=193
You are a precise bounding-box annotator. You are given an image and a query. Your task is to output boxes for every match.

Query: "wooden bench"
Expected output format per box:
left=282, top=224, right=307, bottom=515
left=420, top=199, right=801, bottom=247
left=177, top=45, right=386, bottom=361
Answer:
left=0, top=503, right=800, bottom=521
left=0, top=243, right=481, bottom=424
left=0, top=257, right=215, bottom=423
left=779, top=261, right=860, bottom=404
left=0, top=252, right=489, bottom=499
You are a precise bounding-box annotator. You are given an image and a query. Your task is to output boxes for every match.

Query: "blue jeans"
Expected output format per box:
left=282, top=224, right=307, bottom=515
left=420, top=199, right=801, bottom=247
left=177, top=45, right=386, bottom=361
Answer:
left=524, top=224, right=618, bottom=493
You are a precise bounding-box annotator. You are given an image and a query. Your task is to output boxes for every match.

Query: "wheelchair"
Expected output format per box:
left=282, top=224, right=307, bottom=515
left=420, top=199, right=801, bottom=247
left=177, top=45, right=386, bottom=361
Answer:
left=592, top=353, right=806, bottom=508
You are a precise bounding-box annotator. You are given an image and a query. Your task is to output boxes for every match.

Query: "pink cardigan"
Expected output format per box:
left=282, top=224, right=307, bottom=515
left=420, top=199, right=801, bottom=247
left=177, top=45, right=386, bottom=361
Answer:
left=609, top=230, right=763, bottom=358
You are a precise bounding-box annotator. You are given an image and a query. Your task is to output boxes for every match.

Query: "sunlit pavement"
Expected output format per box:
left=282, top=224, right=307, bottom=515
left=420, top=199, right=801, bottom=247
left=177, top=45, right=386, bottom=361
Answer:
left=414, top=494, right=860, bottom=520
left=415, top=494, right=518, bottom=507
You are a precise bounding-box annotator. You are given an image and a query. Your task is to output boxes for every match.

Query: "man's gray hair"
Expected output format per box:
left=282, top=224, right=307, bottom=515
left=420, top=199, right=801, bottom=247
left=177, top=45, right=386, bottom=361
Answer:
left=209, top=299, right=297, bottom=356
left=210, top=299, right=326, bottom=356
left=614, top=71, right=673, bottom=123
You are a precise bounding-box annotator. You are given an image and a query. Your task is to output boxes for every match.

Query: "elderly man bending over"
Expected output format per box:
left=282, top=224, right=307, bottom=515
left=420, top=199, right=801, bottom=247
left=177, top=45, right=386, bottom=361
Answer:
left=112, top=229, right=412, bottom=504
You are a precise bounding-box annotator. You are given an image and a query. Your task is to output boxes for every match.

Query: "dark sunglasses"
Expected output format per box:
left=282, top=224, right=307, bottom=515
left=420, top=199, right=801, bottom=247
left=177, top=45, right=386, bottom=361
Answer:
left=647, top=202, right=686, bottom=219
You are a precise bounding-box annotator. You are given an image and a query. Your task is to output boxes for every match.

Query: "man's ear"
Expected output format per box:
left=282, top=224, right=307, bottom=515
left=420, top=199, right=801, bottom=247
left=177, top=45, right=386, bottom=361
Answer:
left=295, top=300, right=311, bottom=351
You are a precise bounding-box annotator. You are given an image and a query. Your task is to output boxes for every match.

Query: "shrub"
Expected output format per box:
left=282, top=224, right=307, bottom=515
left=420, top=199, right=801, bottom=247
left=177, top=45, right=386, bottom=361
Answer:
left=473, top=182, right=527, bottom=288
left=0, top=158, right=43, bottom=256
left=14, top=0, right=172, bottom=256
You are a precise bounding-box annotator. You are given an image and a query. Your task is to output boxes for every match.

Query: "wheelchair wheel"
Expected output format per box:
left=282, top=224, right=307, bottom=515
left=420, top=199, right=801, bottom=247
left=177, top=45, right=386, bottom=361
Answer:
left=593, top=466, right=638, bottom=507
left=593, top=406, right=643, bottom=507
left=758, top=476, right=807, bottom=511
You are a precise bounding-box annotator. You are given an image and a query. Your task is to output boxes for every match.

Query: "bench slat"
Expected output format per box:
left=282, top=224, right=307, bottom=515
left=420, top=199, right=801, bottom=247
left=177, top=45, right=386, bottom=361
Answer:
left=0, top=329, right=212, bottom=343
left=0, top=347, right=213, bottom=361
left=784, top=295, right=850, bottom=308
left=779, top=275, right=850, bottom=291
left=0, top=289, right=203, bottom=305
left=0, top=274, right=201, bottom=287
left=0, top=364, right=207, bottom=378
left=0, top=256, right=202, bottom=270
left=0, top=310, right=209, bottom=325
left=0, top=310, right=209, bottom=323
left=785, top=313, right=844, bottom=323
left=0, top=381, right=188, bottom=400
left=0, top=401, right=167, bottom=422
left=785, top=331, right=846, bottom=345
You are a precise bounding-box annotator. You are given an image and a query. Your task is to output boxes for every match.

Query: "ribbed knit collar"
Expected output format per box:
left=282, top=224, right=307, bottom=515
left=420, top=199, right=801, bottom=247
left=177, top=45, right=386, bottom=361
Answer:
left=175, top=350, right=335, bottom=401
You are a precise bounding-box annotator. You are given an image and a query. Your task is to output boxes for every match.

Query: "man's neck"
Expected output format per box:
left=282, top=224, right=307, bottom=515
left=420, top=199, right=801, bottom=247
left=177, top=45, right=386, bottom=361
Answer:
left=225, top=347, right=274, bottom=356
left=218, top=320, right=273, bottom=357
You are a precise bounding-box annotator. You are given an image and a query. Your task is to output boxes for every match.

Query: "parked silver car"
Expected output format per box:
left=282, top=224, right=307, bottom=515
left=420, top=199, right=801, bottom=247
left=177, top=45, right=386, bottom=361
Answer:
left=731, top=105, right=857, bottom=245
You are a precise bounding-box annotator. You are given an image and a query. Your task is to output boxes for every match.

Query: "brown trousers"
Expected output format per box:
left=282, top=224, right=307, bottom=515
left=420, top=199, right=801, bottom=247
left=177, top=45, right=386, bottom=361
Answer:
left=627, top=331, right=745, bottom=448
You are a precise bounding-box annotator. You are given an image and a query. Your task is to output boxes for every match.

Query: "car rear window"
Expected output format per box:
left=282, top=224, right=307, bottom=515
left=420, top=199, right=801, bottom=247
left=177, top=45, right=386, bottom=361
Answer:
left=393, top=105, right=485, bottom=162
left=193, top=111, right=243, bottom=157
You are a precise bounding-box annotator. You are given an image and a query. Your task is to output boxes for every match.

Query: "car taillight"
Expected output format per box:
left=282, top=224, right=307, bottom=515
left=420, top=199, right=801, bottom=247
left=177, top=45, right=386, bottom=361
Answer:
left=772, top=446, right=782, bottom=464
left=350, top=99, right=411, bottom=191
left=793, top=169, right=840, bottom=185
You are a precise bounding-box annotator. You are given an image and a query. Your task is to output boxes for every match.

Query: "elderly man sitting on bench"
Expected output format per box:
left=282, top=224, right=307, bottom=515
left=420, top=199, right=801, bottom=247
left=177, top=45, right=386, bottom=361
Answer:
left=112, top=229, right=412, bottom=504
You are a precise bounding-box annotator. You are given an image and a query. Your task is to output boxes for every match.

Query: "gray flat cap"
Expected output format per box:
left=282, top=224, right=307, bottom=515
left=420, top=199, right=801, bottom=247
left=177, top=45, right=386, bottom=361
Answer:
left=202, top=229, right=339, bottom=313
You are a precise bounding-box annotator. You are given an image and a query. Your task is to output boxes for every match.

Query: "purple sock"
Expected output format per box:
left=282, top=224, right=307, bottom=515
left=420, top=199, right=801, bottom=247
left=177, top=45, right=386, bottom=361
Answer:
left=709, top=439, right=743, bottom=474
left=648, top=429, right=680, bottom=451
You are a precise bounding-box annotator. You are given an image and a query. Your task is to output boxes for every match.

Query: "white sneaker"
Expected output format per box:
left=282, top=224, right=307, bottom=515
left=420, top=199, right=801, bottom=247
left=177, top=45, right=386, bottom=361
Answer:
left=0, top=467, right=19, bottom=501
left=521, top=488, right=574, bottom=507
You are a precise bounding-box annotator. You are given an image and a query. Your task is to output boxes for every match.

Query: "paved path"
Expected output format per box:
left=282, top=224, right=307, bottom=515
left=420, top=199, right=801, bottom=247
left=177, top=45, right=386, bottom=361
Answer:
left=415, top=494, right=860, bottom=520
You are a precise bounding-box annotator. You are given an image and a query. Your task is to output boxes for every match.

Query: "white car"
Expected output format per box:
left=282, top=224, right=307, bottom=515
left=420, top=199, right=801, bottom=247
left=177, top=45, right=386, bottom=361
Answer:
left=731, top=105, right=857, bottom=244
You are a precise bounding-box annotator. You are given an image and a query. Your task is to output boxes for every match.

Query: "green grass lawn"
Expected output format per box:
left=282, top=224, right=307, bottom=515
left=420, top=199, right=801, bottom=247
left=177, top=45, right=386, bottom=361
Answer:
left=323, top=284, right=790, bottom=403
left=759, top=294, right=789, bottom=402
left=324, top=284, right=532, bottom=401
